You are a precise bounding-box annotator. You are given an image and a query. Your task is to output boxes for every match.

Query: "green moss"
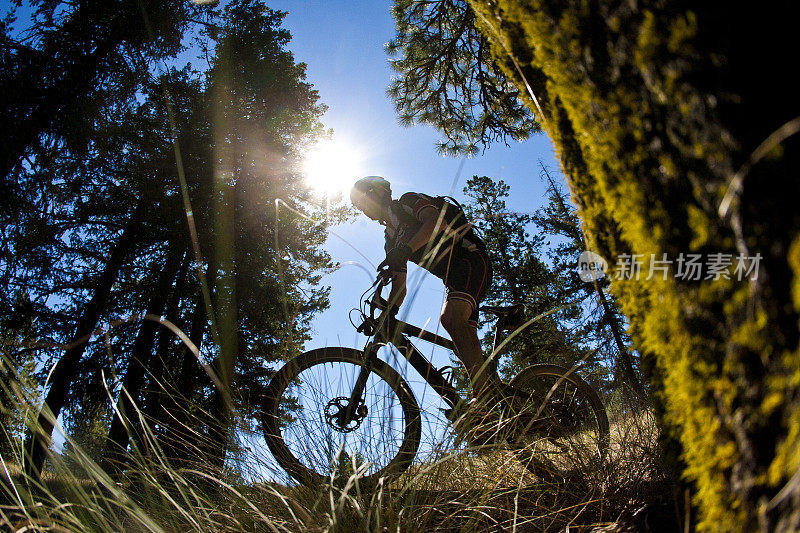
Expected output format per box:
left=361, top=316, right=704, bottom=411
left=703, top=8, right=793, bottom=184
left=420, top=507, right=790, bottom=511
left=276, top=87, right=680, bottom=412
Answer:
left=468, top=0, right=800, bottom=529
left=762, top=392, right=784, bottom=417
left=729, top=309, right=769, bottom=353
left=769, top=406, right=800, bottom=485
left=789, top=237, right=800, bottom=311
left=667, top=11, right=697, bottom=53
left=687, top=205, right=710, bottom=250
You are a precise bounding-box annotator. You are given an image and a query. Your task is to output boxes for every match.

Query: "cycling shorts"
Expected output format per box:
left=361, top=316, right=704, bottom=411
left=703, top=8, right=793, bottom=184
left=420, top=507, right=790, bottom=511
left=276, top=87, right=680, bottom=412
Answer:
left=430, top=247, right=492, bottom=328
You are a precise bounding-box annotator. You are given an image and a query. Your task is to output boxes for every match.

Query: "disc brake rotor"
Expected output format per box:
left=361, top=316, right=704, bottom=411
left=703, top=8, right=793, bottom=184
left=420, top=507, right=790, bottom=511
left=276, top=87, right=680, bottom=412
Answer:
left=324, top=396, right=368, bottom=433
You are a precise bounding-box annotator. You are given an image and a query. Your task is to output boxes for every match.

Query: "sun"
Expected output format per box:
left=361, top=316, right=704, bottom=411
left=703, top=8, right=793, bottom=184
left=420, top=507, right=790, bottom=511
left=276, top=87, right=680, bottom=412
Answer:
left=302, top=138, right=363, bottom=196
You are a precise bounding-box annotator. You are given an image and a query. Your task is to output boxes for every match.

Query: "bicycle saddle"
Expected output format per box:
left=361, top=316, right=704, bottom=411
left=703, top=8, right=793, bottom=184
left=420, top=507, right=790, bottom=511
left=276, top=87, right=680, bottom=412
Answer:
left=479, top=304, right=525, bottom=330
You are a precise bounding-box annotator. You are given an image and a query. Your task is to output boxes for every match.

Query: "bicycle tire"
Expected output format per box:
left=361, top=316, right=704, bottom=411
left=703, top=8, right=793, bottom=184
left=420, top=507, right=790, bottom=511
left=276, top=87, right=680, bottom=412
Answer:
left=262, top=347, right=422, bottom=487
left=507, top=363, right=610, bottom=480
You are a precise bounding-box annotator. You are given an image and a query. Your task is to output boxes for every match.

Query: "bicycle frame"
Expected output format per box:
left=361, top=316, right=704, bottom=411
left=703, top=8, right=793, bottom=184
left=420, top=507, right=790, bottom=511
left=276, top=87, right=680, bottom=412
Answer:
left=338, top=320, right=462, bottom=430
left=340, top=276, right=500, bottom=427
left=389, top=320, right=462, bottom=399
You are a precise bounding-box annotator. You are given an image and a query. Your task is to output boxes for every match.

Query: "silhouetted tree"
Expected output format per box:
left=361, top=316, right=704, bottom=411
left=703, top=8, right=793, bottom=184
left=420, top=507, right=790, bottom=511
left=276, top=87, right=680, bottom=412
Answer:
left=462, top=176, right=589, bottom=379
left=532, top=164, right=645, bottom=400
left=387, top=0, right=539, bottom=155
left=5, top=0, right=334, bottom=479
left=0, top=0, right=200, bottom=184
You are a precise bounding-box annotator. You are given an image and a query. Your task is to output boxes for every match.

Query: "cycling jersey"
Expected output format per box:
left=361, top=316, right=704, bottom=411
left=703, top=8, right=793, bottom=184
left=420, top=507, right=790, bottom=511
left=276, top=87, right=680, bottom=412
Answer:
left=384, top=193, right=482, bottom=264
left=384, top=192, right=492, bottom=327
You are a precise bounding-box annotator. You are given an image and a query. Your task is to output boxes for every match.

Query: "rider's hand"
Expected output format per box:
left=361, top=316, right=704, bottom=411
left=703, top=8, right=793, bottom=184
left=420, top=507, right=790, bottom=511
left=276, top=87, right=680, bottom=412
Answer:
left=378, top=243, right=412, bottom=272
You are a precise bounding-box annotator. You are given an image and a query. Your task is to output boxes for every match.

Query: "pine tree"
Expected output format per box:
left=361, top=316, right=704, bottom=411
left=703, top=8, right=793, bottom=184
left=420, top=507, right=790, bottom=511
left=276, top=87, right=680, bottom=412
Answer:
left=387, top=0, right=539, bottom=155
left=462, top=176, right=588, bottom=382
left=6, top=0, right=333, bottom=477
left=192, top=0, right=331, bottom=469
left=532, top=164, right=645, bottom=400
left=0, top=0, right=201, bottom=183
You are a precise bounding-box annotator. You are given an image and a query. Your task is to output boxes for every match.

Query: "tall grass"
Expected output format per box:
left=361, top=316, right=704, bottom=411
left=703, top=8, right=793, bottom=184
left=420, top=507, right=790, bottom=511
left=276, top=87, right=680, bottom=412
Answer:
left=1, top=372, right=680, bottom=532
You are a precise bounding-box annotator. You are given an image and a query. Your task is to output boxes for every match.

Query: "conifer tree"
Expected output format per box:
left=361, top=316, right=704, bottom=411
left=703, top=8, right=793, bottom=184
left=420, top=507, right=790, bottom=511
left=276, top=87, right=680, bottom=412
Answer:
left=0, top=0, right=200, bottom=183
left=532, top=164, right=645, bottom=400
left=462, top=176, right=589, bottom=380
left=387, top=0, right=538, bottom=155
left=4, top=0, right=333, bottom=477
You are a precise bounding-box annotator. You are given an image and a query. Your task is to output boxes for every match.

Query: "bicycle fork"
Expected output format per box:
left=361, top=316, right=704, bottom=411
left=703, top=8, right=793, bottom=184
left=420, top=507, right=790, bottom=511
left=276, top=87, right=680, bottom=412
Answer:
left=337, top=342, right=380, bottom=429
left=342, top=337, right=466, bottom=428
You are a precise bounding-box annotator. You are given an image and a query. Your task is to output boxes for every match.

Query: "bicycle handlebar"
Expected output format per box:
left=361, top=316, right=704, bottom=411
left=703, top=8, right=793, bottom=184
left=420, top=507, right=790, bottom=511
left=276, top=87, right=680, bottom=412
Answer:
left=355, top=271, right=393, bottom=336
left=370, top=275, right=389, bottom=314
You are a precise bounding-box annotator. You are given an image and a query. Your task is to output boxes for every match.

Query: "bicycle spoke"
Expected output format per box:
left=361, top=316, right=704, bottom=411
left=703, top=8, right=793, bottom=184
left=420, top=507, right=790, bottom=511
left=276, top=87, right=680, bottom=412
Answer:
left=507, top=365, right=609, bottom=481
left=271, top=357, right=413, bottom=480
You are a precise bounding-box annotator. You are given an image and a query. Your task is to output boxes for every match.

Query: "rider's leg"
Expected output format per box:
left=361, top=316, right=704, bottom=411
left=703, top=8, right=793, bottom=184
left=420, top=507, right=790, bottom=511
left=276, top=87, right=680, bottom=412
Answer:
left=440, top=298, right=498, bottom=398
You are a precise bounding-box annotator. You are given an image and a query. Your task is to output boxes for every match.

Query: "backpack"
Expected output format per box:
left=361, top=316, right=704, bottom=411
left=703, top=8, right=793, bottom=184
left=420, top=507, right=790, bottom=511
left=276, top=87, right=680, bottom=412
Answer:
left=391, top=192, right=486, bottom=253
left=433, top=195, right=486, bottom=253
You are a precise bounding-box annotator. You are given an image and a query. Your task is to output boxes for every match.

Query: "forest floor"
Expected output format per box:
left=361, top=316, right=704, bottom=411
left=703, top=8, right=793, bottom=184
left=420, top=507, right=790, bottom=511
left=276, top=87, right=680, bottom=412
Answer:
left=1, top=410, right=686, bottom=532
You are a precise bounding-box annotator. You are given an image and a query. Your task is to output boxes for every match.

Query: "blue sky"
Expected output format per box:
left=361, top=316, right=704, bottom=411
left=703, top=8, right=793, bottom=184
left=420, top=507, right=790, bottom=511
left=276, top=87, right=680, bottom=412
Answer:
left=266, top=2, right=564, bottom=469
left=2, top=0, right=563, bottom=461
left=266, top=0, right=560, bottom=359
left=1, top=0, right=560, bottom=356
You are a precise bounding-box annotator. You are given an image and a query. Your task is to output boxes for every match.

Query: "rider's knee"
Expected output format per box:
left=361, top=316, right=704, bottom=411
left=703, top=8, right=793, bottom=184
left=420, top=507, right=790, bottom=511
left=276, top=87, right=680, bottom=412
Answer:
left=440, top=307, right=467, bottom=333
left=440, top=310, right=454, bottom=332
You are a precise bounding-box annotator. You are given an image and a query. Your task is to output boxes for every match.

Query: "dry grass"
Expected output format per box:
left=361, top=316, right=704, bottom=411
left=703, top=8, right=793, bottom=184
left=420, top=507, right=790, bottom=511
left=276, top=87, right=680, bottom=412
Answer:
left=1, top=373, right=682, bottom=533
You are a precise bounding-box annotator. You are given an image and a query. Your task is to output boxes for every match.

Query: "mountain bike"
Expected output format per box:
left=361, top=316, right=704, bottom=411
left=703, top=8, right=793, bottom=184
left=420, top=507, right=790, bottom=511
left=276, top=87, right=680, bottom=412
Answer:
left=262, top=272, right=609, bottom=487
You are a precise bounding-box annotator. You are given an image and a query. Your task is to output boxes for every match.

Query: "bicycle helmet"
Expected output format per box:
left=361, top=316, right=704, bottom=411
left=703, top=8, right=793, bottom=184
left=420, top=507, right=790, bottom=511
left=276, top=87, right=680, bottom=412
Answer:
left=352, top=175, right=390, bottom=197
left=350, top=176, right=391, bottom=210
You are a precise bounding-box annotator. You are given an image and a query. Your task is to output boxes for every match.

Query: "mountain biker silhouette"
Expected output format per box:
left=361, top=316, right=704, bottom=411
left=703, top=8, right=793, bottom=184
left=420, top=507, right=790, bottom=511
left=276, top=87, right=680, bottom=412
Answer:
left=263, top=182, right=609, bottom=481
left=350, top=176, right=498, bottom=401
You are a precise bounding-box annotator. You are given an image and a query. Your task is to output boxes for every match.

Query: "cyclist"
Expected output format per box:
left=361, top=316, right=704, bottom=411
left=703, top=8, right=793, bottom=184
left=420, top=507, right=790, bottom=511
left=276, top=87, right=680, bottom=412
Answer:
left=350, top=176, right=498, bottom=404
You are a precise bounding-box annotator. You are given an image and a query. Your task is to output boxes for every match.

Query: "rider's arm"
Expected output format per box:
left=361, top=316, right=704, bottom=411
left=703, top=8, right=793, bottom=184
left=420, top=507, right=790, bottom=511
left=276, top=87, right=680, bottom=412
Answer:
left=387, top=203, right=443, bottom=311
left=388, top=270, right=406, bottom=309
left=404, top=205, right=443, bottom=253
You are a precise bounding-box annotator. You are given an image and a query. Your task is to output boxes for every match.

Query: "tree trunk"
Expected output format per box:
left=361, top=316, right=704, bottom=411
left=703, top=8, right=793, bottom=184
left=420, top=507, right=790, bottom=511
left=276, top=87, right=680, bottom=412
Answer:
left=137, top=321, right=171, bottom=454
left=104, top=245, right=183, bottom=469
left=203, top=88, right=239, bottom=471
left=470, top=1, right=800, bottom=528
left=163, top=263, right=216, bottom=462
left=23, top=201, right=146, bottom=478
left=140, top=250, right=191, bottom=447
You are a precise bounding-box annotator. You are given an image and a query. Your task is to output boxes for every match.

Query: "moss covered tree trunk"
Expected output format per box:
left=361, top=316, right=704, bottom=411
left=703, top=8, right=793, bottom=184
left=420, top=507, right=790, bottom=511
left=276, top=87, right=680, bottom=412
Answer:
left=467, top=0, right=800, bottom=530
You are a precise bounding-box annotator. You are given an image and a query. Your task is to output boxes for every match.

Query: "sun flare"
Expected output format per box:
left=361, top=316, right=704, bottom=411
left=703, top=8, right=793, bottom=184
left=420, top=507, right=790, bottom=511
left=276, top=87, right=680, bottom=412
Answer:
left=302, top=139, right=363, bottom=196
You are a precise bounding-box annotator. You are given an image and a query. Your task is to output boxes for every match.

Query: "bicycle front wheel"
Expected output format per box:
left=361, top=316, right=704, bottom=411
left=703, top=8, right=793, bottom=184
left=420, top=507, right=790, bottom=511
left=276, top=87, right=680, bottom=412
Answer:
left=507, top=363, right=610, bottom=481
left=262, top=347, right=422, bottom=487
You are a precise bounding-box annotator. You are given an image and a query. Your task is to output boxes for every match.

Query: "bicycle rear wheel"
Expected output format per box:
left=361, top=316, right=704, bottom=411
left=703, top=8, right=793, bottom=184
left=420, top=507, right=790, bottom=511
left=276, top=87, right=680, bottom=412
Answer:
left=506, top=363, right=609, bottom=481
left=262, top=347, right=422, bottom=488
